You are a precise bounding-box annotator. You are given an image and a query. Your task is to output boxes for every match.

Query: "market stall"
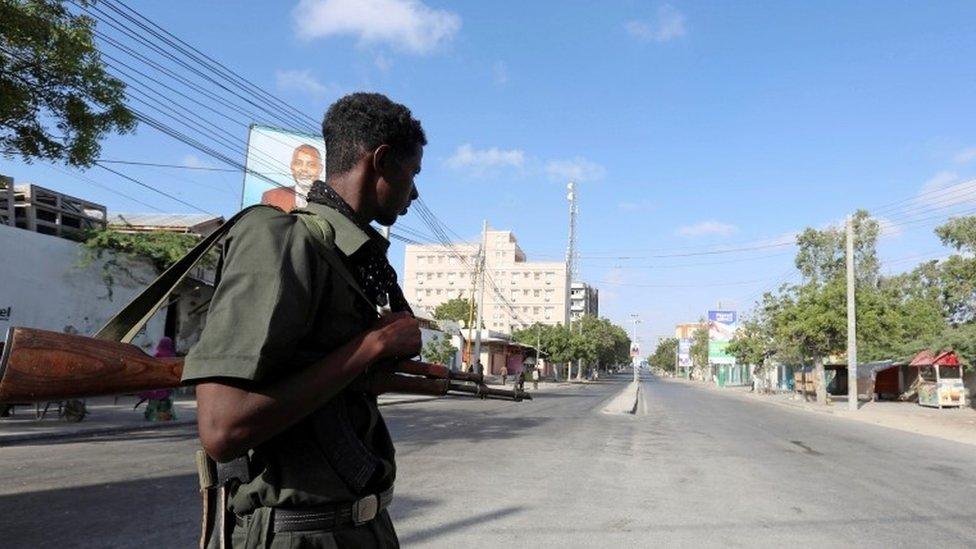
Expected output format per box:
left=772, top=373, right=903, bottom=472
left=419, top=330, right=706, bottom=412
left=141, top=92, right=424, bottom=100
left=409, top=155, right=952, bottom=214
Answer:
left=909, top=350, right=967, bottom=409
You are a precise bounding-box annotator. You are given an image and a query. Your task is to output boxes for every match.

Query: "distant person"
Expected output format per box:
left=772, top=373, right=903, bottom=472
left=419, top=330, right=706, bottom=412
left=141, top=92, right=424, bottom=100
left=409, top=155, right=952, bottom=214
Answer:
left=136, top=337, right=177, bottom=421
left=532, top=368, right=540, bottom=390
left=261, top=144, right=324, bottom=211
left=501, top=365, right=509, bottom=385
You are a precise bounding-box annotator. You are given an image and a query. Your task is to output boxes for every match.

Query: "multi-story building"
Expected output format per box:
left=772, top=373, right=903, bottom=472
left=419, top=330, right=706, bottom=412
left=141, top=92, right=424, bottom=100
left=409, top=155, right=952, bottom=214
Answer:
left=11, top=182, right=107, bottom=240
left=1, top=175, right=15, bottom=227
left=403, top=229, right=568, bottom=333
left=569, top=282, right=599, bottom=321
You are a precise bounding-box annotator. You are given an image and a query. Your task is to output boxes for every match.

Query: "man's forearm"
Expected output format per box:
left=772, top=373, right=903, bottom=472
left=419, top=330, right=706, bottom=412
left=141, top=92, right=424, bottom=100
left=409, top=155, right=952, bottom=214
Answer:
left=196, top=332, right=382, bottom=462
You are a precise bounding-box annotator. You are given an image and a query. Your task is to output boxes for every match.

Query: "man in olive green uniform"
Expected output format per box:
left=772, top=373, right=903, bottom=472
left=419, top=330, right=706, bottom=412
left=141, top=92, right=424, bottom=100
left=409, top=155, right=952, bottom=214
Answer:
left=183, top=93, right=426, bottom=548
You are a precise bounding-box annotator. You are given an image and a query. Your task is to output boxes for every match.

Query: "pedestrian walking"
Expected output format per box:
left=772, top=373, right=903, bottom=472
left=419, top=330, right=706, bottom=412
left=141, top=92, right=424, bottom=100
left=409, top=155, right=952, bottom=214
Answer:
left=501, top=365, right=508, bottom=386
left=183, top=93, right=426, bottom=548
left=532, top=368, right=540, bottom=390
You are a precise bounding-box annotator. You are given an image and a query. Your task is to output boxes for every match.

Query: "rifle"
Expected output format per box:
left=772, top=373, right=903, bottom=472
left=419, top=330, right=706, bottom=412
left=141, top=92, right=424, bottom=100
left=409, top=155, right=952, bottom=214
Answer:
left=0, top=327, right=530, bottom=404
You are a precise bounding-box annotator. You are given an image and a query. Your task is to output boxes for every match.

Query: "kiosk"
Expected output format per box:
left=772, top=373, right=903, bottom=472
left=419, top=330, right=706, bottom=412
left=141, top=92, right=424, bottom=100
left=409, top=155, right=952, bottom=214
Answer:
left=909, top=350, right=966, bottom=409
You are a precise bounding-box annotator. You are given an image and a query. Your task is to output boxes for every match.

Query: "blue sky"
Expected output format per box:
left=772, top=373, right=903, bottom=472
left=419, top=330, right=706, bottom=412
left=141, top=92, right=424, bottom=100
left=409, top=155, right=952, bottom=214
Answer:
left=4, top=1, right=976, bottom=348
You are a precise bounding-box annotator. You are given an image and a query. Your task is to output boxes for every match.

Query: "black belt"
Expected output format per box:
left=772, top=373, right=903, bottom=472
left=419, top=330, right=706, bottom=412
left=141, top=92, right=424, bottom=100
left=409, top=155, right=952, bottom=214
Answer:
left=236, top=487, right=394, bottom=534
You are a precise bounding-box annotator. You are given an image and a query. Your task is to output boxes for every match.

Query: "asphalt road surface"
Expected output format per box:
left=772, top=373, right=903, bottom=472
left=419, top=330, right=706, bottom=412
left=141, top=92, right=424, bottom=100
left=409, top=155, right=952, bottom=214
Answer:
left=1, top=373, right=974, bottom=548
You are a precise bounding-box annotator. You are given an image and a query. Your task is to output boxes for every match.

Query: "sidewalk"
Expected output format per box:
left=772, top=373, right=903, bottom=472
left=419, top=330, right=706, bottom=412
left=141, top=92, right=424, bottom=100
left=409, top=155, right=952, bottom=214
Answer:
left=0, top=394, right=198, bottom=445
left=0, top=391, right=447, bottom=445
left=666, top=376, right=976, bottom=446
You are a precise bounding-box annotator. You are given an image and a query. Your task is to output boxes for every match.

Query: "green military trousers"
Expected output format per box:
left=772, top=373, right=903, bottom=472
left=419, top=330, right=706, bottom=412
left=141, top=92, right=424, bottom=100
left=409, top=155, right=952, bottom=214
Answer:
left=229, top=508, right=400, bottom=549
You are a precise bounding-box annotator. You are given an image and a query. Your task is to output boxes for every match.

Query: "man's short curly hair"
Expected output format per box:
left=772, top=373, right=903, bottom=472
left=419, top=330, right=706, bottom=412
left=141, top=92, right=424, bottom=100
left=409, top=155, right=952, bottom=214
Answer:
left=322, top=93, right=427, bottom=178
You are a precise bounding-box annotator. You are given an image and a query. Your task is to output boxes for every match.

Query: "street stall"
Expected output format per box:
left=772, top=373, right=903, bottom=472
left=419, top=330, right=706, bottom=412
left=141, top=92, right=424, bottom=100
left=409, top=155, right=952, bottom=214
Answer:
left=909, top=350, right=967, bottom=409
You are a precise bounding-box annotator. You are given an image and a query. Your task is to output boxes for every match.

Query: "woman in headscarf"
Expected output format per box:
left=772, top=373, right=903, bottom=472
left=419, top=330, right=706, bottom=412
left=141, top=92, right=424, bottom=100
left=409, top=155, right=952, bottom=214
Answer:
left=137, top=337, right=177, bottom=421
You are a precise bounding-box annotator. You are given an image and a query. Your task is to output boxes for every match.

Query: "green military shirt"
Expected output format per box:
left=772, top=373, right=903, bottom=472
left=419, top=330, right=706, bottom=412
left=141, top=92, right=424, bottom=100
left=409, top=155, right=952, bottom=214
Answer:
left=183, top=203, right=399, bottom=547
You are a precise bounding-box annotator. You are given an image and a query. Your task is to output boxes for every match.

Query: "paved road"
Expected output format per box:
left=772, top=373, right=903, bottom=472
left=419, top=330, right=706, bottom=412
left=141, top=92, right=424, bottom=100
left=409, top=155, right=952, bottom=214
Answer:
left=1, top=373, right=974, bottom=548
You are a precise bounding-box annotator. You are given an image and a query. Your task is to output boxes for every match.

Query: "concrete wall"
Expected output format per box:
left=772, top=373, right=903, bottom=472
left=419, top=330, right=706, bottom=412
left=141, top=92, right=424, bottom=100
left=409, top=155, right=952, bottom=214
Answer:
left=0, top=224, right=165, bottom=354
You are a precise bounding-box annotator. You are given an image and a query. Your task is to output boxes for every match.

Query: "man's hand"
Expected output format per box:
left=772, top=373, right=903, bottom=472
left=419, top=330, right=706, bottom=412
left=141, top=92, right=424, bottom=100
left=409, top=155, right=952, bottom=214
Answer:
left=369, top=311, right=422, bottom=360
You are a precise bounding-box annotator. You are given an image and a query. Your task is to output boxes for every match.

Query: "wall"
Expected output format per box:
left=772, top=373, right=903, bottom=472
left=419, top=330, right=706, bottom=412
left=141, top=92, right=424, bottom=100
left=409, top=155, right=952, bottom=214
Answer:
left=0, top=224, right=165, bottom=354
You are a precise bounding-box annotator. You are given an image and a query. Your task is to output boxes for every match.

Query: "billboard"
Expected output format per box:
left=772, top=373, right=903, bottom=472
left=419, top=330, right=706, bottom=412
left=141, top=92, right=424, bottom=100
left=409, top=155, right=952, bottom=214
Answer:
left=678, top=338, right=692, bottom=367
left=707, top=310, right=737, bottom=365
left=240, top=125, right=325, bottom=211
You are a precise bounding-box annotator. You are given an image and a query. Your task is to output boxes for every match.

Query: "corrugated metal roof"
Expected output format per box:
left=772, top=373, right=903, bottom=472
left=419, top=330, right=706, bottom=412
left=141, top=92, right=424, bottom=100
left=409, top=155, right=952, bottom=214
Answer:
left=109, top=213, right=223, bottom=228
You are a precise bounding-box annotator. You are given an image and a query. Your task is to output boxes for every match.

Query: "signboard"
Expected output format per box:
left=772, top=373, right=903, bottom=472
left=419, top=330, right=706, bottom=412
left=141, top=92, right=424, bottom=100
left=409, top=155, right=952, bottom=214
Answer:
left=677, top=338, right=692, bottom=367
left=707, top=310, right=737, bottom=365
left=240, top=125, right=325, bottom=211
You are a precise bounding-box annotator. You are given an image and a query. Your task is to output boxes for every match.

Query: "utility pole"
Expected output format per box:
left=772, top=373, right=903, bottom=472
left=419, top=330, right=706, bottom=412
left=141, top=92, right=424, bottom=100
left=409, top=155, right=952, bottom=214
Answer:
left=846, top=215, right=858, bottom=411
left=565, top=181, right=578, bottom=382
left=471, top=220, right=488, bottom=376
left=631, top=314, right=641, bottom=383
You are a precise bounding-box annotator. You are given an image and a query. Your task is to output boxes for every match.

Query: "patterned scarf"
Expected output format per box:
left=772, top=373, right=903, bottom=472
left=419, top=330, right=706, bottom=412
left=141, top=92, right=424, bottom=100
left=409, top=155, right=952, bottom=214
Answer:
left=307, top=180, right=411, bottom=314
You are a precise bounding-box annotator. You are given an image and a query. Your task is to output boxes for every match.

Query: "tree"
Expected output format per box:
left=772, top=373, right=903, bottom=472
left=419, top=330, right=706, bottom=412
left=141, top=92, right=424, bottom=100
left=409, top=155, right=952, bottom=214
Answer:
left=648, top=337, right=678, bottom=372
left=422, top=333, right=458, bottom=366
left=82, top=228, right=201, bottom=271
left=1, top=0, right=135, bottom=167
left=689, top=320, right=709, bottom=380
left=432, top=296, right=474, bottom=325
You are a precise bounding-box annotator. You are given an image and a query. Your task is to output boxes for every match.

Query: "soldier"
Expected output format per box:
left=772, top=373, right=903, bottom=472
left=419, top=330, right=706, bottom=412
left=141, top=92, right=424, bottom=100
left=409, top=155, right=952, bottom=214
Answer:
left=183, top=92, right=426, bottom=548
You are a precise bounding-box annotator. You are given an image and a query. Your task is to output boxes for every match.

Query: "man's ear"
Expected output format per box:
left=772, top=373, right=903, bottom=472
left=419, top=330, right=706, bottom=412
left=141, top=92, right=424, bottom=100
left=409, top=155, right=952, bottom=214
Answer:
left=371, top=144, right=393, bottom=175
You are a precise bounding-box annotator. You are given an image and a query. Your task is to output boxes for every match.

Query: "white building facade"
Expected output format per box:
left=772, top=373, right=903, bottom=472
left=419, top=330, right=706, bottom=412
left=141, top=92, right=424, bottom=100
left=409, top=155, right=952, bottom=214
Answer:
left=403, top=229, right=569, bottom=333
left=569, top=282, right=599, bottom=321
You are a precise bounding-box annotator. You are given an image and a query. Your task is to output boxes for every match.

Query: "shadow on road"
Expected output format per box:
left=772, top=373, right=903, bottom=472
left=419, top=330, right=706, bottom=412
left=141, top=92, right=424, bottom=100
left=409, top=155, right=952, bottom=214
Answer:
left=384, top=406, right=555, bottom=446
left=392, top=494, right=524, bottom=546
left=0, top=472, right=200, bottom=548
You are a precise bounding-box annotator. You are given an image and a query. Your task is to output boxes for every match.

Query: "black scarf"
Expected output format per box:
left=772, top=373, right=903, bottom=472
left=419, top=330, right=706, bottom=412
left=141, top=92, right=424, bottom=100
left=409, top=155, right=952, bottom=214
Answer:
left=307, top=180, right=411, bottom=314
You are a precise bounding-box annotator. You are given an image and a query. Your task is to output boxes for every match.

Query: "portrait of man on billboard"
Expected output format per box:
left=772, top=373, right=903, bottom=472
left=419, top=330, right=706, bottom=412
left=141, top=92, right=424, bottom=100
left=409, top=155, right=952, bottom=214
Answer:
left=260, top=144, right=323, bottom=211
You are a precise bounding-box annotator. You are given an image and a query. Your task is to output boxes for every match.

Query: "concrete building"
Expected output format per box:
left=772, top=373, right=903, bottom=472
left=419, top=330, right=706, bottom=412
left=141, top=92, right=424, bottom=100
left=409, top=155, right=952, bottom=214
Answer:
left=108, top=212, right=224, bottom=237
left=675, top=321, right=706, bottom=339
left=1, top=175, right=14, bottom=227
left=11, top=182, right=107, bottom=240
left=403, top=229, right=568, bottom=333
left=569, top=282, right=599, bottom=321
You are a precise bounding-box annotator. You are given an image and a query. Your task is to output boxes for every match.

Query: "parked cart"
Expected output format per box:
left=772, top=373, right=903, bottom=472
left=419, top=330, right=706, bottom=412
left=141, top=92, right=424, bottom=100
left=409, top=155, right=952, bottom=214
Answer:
left=909, top=350, right=967, bottom=409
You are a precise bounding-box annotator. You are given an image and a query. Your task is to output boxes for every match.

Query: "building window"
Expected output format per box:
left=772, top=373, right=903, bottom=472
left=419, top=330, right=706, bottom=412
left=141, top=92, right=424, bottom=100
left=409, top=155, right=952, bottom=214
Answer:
left=415, top=290, right=423, bottom=299
left=533, top=307, right=541, bottom=314
left=511, top=290, right=518, bottom=301
left=533, top=289, right=541, bottom=298
left=425, top=289, right=432, bottom=296
left=534, top=272, right=540, bottom=281
left=426, top=273, right=433, bottom=281
left=545, top=307, right=553, bottom=319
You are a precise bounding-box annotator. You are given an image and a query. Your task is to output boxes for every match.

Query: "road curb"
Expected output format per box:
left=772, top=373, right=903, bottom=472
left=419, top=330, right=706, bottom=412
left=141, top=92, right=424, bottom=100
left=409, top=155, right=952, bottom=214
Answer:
left=602, top=381, right=640, bottom=415
left=0, top=418, right=196, bottom=446
left=0, top=395, right=446, bottom=445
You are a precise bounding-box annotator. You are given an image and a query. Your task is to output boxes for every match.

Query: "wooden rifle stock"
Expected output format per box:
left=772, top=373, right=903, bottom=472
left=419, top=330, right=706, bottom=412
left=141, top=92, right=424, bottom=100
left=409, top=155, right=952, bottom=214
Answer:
left=0, top=328, right=531, bottom=403
left=0, top=327, right=183, bottom=403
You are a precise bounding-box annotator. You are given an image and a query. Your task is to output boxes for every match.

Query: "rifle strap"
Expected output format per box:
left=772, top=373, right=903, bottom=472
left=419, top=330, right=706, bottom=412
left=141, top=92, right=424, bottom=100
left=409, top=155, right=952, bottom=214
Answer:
left=94, top=205, right=380, bottom=345
left=94, top=204, right=272, bottom=344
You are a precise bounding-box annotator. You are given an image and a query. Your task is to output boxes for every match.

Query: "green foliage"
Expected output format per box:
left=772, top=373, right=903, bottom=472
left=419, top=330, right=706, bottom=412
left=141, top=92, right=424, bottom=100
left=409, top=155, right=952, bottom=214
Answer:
left=432, top=296, right=474, bottom=324
left=690, top=319, right=709, bottom=371
left=422, top=333, right=458, bottom=366
left=512, top=316, right=630, bottom=369
left=82, top=229, right=201, bottom=271
left=648, top=337, right=678, bottom=372
left=1, top=0, right=135, bottom=167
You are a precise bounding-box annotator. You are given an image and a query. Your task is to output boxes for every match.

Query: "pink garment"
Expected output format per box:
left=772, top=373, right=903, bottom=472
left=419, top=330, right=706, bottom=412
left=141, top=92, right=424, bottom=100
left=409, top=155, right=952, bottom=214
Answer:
left=138, top=338, right=177, bottom=401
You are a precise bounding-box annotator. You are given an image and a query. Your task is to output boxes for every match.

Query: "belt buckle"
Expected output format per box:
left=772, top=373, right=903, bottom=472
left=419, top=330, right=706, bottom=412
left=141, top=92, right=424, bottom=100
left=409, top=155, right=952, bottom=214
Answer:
left=352, top=494, right=379, bottom=526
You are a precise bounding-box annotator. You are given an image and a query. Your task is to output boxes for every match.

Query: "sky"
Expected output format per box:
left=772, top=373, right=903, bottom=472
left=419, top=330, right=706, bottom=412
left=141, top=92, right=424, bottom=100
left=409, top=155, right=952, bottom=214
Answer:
left=4, top=0, right=976, bottom=350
